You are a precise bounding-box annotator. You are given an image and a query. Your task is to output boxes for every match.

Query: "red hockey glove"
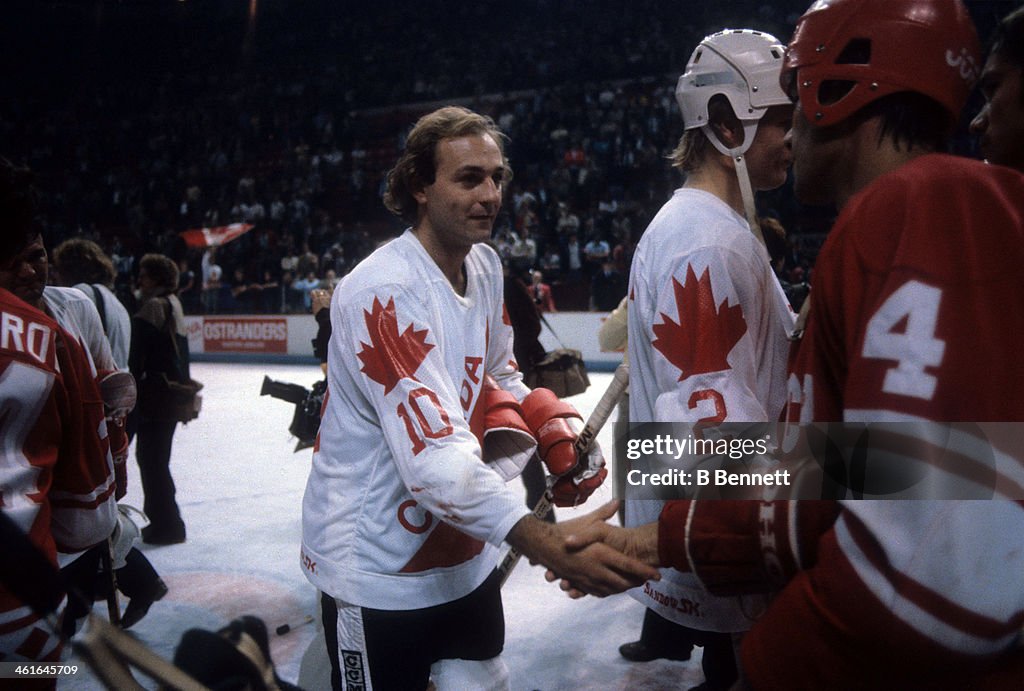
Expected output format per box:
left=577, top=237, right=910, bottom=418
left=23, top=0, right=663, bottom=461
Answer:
left=658, top=500, right=841, bottom=595
left=97, top=370, right=134, bottom=499
left=521, top=388, right=581, bottom=475
left=549, top=464, right=607, bottom=507
left=521, top=387, right=607, bottom=506
left=475, top=376, right=537, bottom=480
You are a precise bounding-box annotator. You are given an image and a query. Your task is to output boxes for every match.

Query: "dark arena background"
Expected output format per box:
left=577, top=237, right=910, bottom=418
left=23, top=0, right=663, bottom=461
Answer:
left=1, top=0, right=1013, bottom=321
left=1, top=1, right=1021, bottom=689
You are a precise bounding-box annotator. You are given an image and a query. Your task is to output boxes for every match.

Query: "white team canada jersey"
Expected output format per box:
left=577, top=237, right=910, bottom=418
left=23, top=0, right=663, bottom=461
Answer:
left=626, top=188, right=794, bottom=631
left=302, top=231, right=531, bottom=610
left=43, top=286, right=117, bottom=375
left=73, top=282, right=131, bottom=370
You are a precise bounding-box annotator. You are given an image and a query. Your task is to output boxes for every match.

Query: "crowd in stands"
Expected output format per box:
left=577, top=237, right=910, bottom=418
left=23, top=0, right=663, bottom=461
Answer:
left=3, top=0, right=1001, bottom=313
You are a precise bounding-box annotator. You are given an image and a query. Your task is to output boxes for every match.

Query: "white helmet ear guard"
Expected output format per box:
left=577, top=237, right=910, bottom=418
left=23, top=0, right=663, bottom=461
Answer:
left=676, top=29, right=790, bottom=156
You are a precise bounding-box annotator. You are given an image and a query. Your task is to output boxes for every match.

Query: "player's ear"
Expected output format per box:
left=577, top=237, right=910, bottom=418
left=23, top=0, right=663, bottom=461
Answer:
left=710, top=117, right=744, bottom=150
left=708, top=95, right=745, bottom=150
left=411, top=175, right=428, bottom=205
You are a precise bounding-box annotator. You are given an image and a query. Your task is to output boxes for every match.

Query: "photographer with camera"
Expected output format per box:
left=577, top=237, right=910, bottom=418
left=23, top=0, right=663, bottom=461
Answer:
left=259, top=283, right=332, bottom=452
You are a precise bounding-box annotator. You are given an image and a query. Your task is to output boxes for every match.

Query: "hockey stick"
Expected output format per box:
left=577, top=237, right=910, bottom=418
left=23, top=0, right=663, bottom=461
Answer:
left=498, top=361, right=630, bottom=587
left=275, top=614, right=314, bottom=636
left=77, top=615, right=208, bottom=691
left=0, top=512, right=206, bottom=690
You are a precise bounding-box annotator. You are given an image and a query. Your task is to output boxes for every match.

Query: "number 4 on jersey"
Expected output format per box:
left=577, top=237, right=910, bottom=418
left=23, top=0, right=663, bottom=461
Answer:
left=862, top=280, right=946, bottom=400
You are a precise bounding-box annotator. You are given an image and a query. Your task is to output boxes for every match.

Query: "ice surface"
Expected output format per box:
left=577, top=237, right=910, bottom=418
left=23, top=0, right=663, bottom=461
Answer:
left=59, top=363, right=705, bottom=690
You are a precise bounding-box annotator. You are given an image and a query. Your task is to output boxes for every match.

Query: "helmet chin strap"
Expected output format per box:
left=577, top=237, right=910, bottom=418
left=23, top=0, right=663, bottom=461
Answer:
left=732, top=154, right=765, bottom=247
left=701, top=121, right=766, bottom=248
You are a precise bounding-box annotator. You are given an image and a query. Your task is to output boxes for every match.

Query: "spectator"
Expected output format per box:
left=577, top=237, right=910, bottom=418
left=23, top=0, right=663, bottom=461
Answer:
left=538, top=245, right=562, bottom=276
left=295, top=241, right=319, bottom=277
left=610, top=228, right=634, bottom=277
left=529, top=270, right=557, bottom=313
left=509, top=228, right=538, bottom=273
left=589, top=260, right=626, bottom=311
left=555, top=202, right=580, bottom=236
left=319, top=269, right=339, bottom=292
left=201, top=249, right=223, bottom=314
left=582, top=232, right=610, bottom=276
left=291, top=270, right=321, bottom=312
left=228, top=267, right=261, bottom=314
left=561, top=230, right=584, bottom=281
left=130, top=254, right=190, bottom=546
left=176, top=257, right=199, bottom=314
left=258, top=269, right=280, bottom=314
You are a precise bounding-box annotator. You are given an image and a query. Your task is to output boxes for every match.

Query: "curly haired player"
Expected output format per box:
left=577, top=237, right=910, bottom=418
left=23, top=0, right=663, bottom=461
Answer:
left=301, top=106, right=657, bottom=691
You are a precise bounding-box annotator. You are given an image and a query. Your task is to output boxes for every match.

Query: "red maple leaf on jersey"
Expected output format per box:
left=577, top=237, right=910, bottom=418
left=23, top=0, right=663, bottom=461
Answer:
left=357, top=296, right=434, bottom=394
left=652, top=265, right=747, bottom=381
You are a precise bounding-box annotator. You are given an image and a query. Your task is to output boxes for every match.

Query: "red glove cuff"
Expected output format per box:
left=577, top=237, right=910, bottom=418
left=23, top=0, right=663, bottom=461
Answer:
left=658, top=500, right=842, bottom=596
left=475, top=377, right=536, bottom=479
left=658, top=500, right=694, bottom=571
left=521, top=388, right=582, bottom=476
left=550, top=467, right=607, bottom=507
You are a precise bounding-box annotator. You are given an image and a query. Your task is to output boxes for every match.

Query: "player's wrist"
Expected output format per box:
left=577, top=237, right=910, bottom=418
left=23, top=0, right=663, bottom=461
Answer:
left=505, top=514, right=556, bottom=563
left=630, top=522, right=662, bottom=566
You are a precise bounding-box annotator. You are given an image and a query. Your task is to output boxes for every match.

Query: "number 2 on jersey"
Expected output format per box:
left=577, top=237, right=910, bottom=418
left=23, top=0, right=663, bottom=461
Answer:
left=862, top=280, right=946, bottom=400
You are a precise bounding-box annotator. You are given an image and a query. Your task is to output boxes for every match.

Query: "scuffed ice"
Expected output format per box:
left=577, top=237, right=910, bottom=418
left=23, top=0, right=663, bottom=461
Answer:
left=61, top=363, right=704, bottom=690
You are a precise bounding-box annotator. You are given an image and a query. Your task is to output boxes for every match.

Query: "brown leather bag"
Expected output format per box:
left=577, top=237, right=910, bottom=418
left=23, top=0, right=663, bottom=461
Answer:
left=524, top=348, right=590, bottom=398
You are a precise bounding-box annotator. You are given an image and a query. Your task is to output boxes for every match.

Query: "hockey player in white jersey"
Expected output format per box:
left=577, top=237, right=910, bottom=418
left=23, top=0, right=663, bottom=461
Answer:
left=622, top=29, right=795, bottom=690
left=301, top=106, right=659, bottom=691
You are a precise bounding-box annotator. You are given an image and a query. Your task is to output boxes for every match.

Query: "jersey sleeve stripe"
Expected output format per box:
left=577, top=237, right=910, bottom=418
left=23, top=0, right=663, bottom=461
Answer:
left=838, top=509, right=1024, bottom=649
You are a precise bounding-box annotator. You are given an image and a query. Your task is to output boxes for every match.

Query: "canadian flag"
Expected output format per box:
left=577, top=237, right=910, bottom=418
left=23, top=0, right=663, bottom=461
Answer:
left=179, top=223, right=254, bottom=248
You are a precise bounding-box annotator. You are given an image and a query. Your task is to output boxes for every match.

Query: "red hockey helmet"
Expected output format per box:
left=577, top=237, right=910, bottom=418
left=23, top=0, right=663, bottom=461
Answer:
left=782, top=0, right=981, bottom=128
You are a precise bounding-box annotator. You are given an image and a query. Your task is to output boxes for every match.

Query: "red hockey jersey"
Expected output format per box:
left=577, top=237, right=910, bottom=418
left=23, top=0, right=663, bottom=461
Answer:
left=762, top=155, right=1024, bottom=688
left=0, top=288, right=117, bottom=663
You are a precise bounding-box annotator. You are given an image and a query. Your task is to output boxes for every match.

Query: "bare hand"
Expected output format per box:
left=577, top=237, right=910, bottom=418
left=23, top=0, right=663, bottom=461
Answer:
left=544, top=515, right=661, bottom=598
left=506, top=503, right=660, bottom=598
left=310, top=288, right=332, bottom=314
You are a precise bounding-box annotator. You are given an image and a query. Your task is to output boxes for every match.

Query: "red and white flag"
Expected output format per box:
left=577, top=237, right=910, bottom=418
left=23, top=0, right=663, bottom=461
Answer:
left=180, top=223, right=254, bottom=248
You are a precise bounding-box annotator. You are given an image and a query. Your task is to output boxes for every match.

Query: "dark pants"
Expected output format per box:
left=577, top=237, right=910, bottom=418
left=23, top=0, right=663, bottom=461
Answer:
left=60, top=546, right=104, bottom=638
left=694, top=630, right=739, bottom=691
left=322, top=571, right=504, bottom=691
left=640, top=607, right=695, bottom=655
left=62, top=545, right=163, bottom=635
left=135, top=416, right=184, bottom=537
left=640, top=609, right=738, bottom=690
left=116, top=548, right=162, bottom=598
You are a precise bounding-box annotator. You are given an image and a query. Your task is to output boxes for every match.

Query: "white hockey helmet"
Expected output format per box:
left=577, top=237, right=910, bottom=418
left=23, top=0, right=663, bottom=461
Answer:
left=675, top=29, right=791, bottom=244
left=676, top=29, right=790, bottom=156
